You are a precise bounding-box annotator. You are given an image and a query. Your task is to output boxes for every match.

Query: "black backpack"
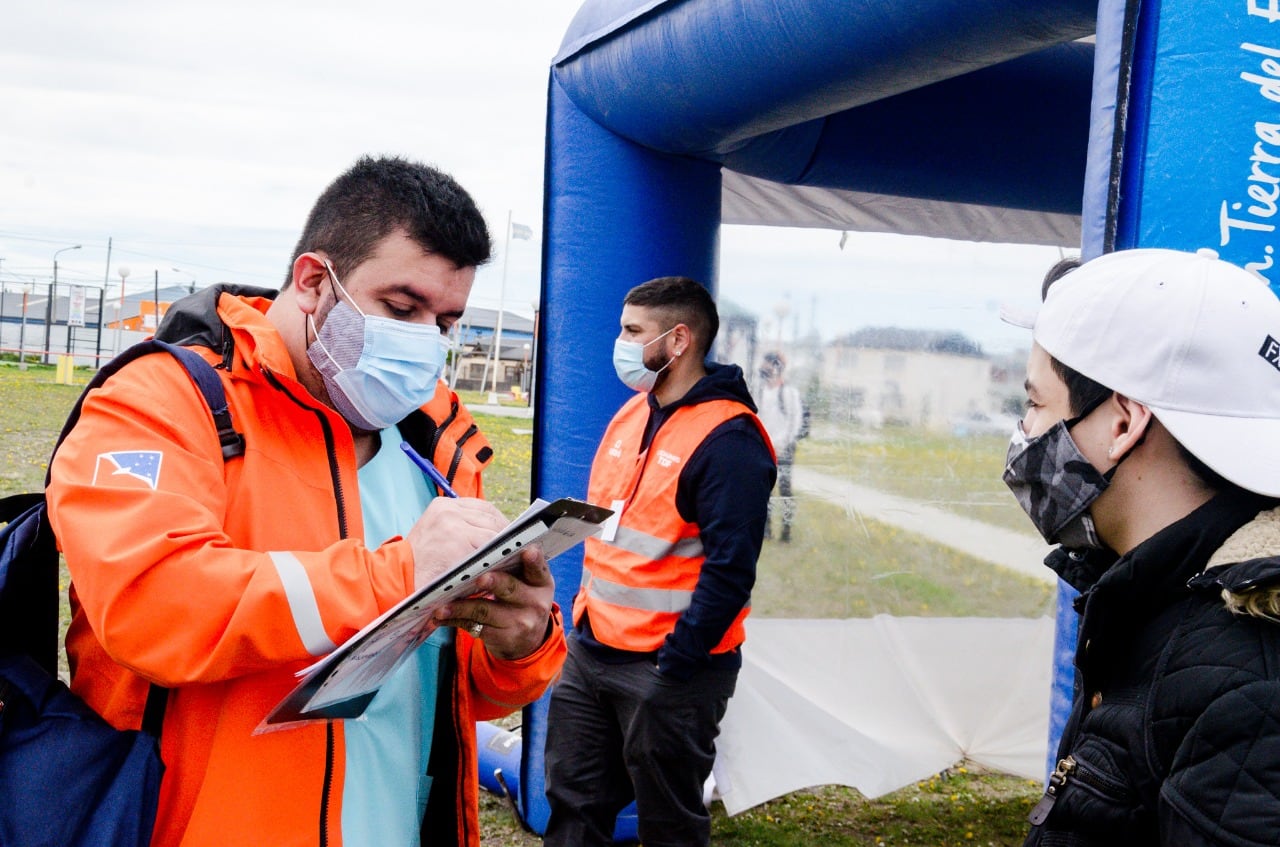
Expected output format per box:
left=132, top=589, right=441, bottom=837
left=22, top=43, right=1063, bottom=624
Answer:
left=0, top=340, right=244, bottom=847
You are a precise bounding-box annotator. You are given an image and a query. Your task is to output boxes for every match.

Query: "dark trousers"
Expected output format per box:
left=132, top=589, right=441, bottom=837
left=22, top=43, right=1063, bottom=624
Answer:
left=543, top=637, right=738, bottom=847
left=766, top=447, right=795, bottom=540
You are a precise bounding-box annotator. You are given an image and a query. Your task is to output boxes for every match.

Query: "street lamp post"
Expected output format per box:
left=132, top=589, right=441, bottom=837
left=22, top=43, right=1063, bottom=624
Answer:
left=48, top=244, right=82, bottom=364
left=116, top=266, right=131, bottom=356
left=521, top=342, right=531, bottom=404
left=149, top=269, right=159, bottom=330
left=172, top=266, right=196, bottom=293
left=18, top=281, right=32, bottom=371
left=519, top=342, right=529, bottom=406
left=53, top=244, right=82, bottom=289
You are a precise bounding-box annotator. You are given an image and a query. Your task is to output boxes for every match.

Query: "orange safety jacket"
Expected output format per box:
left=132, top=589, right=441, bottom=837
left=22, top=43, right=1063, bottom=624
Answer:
left=575, top=393, right=771, bottom=653
left=47, top=287, right=564, bottom=847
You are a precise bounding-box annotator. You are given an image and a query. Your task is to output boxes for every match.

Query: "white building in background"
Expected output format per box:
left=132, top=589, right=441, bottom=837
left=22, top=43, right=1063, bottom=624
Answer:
left=821, top=327, right=992, bottom=430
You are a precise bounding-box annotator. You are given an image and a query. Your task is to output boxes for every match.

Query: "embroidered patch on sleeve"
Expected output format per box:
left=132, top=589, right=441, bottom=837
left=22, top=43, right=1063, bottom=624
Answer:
left=93, top=451, right=163, bottom=490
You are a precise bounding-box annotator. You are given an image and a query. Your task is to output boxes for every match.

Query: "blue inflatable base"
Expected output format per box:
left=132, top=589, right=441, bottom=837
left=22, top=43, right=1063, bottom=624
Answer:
left=477, top=721, right=639, bottom=842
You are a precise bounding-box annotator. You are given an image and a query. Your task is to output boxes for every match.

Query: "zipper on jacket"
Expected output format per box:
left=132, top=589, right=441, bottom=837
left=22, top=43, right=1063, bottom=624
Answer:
left=321, top=722, right=335, bottom=847
left=429, top=398, right=460, bottom=458
left=1030, top=753, right=1134, bottom=826
left=446, top=444, right=465, bottom=485
left=264, top=367, right=348, bottom=847
left=1029, top=755, right=1075, bottom=825
left=452, top=657, right=469, bottom=847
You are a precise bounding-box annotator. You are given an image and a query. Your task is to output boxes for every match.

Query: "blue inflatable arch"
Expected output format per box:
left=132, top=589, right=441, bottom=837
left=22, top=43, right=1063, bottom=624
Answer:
left=514, top=0, right=1275, bottom=835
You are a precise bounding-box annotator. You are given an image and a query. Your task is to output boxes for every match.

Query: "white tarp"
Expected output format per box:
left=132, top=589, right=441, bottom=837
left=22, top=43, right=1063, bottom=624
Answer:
left=713, top=615, right=1054, bottom=814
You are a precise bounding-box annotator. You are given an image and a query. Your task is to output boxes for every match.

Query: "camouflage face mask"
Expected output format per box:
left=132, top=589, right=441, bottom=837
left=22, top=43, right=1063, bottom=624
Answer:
left=1002, top=413, right=1113, bottom=551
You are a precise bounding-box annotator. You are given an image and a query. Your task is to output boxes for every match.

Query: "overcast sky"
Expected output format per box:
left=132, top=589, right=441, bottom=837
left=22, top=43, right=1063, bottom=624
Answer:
left=1, top=0, right=1067, bottom=354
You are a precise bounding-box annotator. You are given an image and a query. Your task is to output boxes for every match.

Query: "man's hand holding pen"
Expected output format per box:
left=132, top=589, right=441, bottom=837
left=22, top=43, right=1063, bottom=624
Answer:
left=401, top=442, right=556, bottom=661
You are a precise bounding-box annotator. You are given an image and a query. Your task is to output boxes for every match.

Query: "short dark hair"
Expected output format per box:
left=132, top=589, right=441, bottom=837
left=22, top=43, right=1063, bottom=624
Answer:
left=285, top=155, right=492, bottom=289
left=1050, top=358, right=1111, bottom=420
left=1041, top=256, right=1081, bottom=301
left=624, top=276, right=719, bottom=358
left=1050, top=357, right=1231, bottom=491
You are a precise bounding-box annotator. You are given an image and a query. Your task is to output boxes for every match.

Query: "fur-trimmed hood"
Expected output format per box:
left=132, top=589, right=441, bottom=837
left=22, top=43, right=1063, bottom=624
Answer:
left=1193, top=506, right=1280, bottom=621
left=1206, top=506, right=1280, bottom=568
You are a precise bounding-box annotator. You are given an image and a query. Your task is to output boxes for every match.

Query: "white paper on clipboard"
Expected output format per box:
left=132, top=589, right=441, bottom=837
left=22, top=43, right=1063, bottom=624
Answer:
left=260, top=497, right=613, bottom=729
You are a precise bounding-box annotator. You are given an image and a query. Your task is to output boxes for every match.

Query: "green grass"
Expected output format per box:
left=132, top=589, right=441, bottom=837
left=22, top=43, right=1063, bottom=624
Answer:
left=455, top=387, right=532, bottom=410
left=709, top=769, right=1041, bottom=846
left=0, top=367, right=534, bottom=510
left=478, top=767, right=1042, bottom=846
left=0, top=364, right=1043, bottom=845
left=468, top=412, right=534, bottom=519
left=800, top=427, right=1031, bottom=533
left=0, top=364, right=86, bottom=496
left=754, top=497, right=1052, bottom=618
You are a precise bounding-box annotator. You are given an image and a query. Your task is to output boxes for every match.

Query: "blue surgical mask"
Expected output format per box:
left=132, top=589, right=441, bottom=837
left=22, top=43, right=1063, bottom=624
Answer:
left=612, top=327, right=675, bottom=392
left=307, top=261, right=446, bottom=431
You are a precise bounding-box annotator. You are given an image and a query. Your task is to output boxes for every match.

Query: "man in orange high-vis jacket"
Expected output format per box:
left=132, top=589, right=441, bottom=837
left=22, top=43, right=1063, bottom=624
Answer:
left=543, top=277, right=777, bottom=847
left=46, top=156, right=565, bottom=847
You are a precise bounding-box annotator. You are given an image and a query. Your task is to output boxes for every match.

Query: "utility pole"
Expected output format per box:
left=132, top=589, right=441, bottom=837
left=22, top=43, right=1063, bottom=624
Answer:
left=488, top=211, right=513, bottom=403
left=115, top=266, right=131, bottom=357
left=19, top=280, right=31, bottom=371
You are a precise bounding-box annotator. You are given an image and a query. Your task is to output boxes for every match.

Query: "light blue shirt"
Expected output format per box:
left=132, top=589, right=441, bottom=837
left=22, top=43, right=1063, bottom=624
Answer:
left=342, top=426, right=452, bottom=846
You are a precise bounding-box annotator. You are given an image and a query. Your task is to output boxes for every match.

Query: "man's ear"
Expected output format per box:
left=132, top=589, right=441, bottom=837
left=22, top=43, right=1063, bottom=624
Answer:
left=1108, top=394, right=1154, bottom=461
left=291, top=252, right=331, bottom=315
left=670, top=323, right=692, bottom=358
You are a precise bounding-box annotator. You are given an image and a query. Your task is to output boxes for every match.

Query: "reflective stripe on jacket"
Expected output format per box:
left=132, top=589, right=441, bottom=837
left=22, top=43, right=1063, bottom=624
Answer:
left=575, top=393, right=766, bottom=653
left=49, top=288, right=564, bottom=847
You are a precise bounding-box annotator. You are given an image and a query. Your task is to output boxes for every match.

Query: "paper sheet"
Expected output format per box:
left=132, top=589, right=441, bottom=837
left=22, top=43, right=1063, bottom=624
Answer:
left=261, top=497, right=612, bottom=728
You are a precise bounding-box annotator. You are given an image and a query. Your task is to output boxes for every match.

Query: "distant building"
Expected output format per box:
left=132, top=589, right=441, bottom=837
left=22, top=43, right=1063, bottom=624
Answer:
left=820, top=327, right=992, bottom=430
left=446, top=306, right=535, bottom=395
left=0, top=282, right=541, bottom=392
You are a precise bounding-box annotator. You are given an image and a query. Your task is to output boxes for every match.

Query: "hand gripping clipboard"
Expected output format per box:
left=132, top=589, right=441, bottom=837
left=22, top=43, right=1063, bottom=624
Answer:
left=261, top=497, right=613, bottom=728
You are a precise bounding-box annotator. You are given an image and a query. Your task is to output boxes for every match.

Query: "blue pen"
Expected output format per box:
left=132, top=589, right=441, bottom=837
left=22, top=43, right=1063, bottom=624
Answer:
left=399, top=441, right=459, bottom=498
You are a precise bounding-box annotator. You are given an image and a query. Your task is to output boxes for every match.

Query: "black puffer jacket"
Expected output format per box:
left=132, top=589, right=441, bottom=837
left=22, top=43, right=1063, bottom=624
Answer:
left=1025, top=489, right=1280, bottom=846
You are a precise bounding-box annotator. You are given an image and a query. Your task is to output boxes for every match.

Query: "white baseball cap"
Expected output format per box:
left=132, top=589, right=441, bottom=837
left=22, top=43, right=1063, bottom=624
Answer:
left=1034, top=247, right=1280, bottom=497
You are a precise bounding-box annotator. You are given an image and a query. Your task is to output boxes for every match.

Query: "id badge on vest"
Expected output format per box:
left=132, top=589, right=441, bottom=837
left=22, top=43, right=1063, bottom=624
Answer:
left=600, top=499, right=626, bottom=542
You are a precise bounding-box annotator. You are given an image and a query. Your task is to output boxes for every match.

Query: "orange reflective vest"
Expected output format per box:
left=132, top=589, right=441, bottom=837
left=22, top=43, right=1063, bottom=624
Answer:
left=575, top=393, right=771, bottom=653
left=49, top=289, right=564, bottom=847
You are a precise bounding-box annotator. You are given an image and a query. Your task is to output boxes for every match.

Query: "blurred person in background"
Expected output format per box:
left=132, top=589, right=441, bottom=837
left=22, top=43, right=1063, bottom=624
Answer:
left=756, top=350, right=805, bottom=543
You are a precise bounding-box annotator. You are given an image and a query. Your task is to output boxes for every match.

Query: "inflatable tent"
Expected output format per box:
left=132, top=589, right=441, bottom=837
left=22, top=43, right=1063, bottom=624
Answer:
left=500, top=0, right=1280, bottom=836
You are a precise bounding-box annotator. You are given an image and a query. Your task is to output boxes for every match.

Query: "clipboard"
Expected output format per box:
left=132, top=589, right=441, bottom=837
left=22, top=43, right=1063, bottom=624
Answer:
left=261, top=497, right=612, bottom=728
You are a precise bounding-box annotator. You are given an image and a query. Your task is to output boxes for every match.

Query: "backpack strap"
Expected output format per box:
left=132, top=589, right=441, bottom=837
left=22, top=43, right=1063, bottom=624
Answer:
left=153, top=342, right=246, bottom=461
left=50, top=340, right=245, bottom=476
left=47, top=340, right=246, bottom=735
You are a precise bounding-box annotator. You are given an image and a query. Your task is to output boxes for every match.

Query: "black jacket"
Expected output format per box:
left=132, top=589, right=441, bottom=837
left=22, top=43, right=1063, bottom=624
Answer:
left=1026, top=489, right=1280, bottom=846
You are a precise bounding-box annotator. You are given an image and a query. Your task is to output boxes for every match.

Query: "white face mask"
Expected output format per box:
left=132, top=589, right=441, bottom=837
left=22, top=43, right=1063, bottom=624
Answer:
left=307, top=261, right=447, bottom=431
left=612, top=327, right=675, bottom=392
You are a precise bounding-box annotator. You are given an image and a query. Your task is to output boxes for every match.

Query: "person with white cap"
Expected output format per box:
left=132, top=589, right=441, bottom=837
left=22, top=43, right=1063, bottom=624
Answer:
left=1005, top=247, right=1280, bottom=845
